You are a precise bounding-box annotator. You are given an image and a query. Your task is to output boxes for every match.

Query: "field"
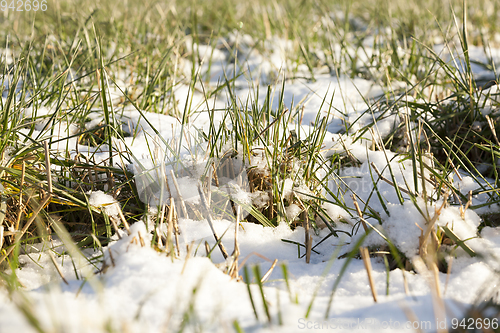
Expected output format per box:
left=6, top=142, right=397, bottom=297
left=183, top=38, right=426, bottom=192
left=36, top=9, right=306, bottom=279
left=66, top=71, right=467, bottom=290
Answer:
left=1, top=0, right=500, bottom=332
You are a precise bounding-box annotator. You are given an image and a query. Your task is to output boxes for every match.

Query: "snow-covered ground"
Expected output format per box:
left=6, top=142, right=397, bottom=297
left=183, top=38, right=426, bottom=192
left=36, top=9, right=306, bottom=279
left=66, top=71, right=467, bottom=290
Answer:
left=2, top=34, right=500, bottom=333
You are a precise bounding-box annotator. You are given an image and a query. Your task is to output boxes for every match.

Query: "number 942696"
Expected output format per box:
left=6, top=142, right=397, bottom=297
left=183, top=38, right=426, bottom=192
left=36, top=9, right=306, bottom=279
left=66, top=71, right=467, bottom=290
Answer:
left=1, top=0, right=47, bottom=11
left=451, top=318, right=498, bottom=330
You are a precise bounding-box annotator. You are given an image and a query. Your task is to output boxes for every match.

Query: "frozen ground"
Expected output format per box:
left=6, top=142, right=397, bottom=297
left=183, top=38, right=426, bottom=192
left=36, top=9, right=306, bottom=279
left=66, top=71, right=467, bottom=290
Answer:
left=1, top=34, right=500, bottom=333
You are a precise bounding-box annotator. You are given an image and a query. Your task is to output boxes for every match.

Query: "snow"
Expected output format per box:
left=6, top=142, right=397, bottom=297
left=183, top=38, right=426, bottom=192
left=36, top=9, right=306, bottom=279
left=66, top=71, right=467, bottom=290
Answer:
left=1, top=211, right=498, bottom=332
left=3, top=29, right=500, bottom=333
left=88, top=190, right=122, bottom=216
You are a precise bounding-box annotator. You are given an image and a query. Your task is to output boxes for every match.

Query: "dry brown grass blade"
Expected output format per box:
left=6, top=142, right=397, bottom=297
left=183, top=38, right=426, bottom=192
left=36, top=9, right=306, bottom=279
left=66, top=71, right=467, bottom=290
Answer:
left=206, top=165, right=213, bottom=208
left=170, top=170, right=188, bottom=219
left=232, top=205, right=241, bottom=258
left=173, top=204, right=180, bottom=257
left=48, top=250, right=69, bottom=285
left=429, top=256, right=442, bottom=299
left=413, top=256, right=446, bottom=333
left=419, top=192, right=448, bottom=258
left=108, top=248, right=115, bottom=267
left=359, top=247, right=378, bottom=302
left=0, top=194, right=52, bottom=265
left=402, top=269, right=410, bottom=295
left=198, top=184, right=229, bottom=259
left=181, top=241, right=194, bottom=275
left=238, top=251, right=274, bottom=269
left=0, top=144, right=55, bottom=266
left=43, top=141, right=52, bottom=195
left=166, top=197, right=175, bottom=256
left=460, top=190, right=473, bottom=219
left=157, top=205, right=165, bottom=248
left=444, top=250, right=454, bottom=296
left=399, top=301, right=424, bottom=333
left=302, top=210, right=312, bottom=263
left=306, top=235, right=312, bottom=264
left=117, top=207, right=131, bottom=235
left=370, top=162, right=412, bottom=195
left=351, top=194, right=368, bottom=233
left=109, top=216, right=122, bottom=240
left=13, top=191, right=33, bottom=245
left=486, top=114, right=500, bottom=146
left=260, top=258, right=278, bottom=283
left=442, top=148, right=462, bottom=181
left=204, top=241, right=210, bottom=257
left=228, top=206, right=242, bottom=279
left=14, top=161, right=26, bottom=232
left=138, top=231, right=146, bottom=247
